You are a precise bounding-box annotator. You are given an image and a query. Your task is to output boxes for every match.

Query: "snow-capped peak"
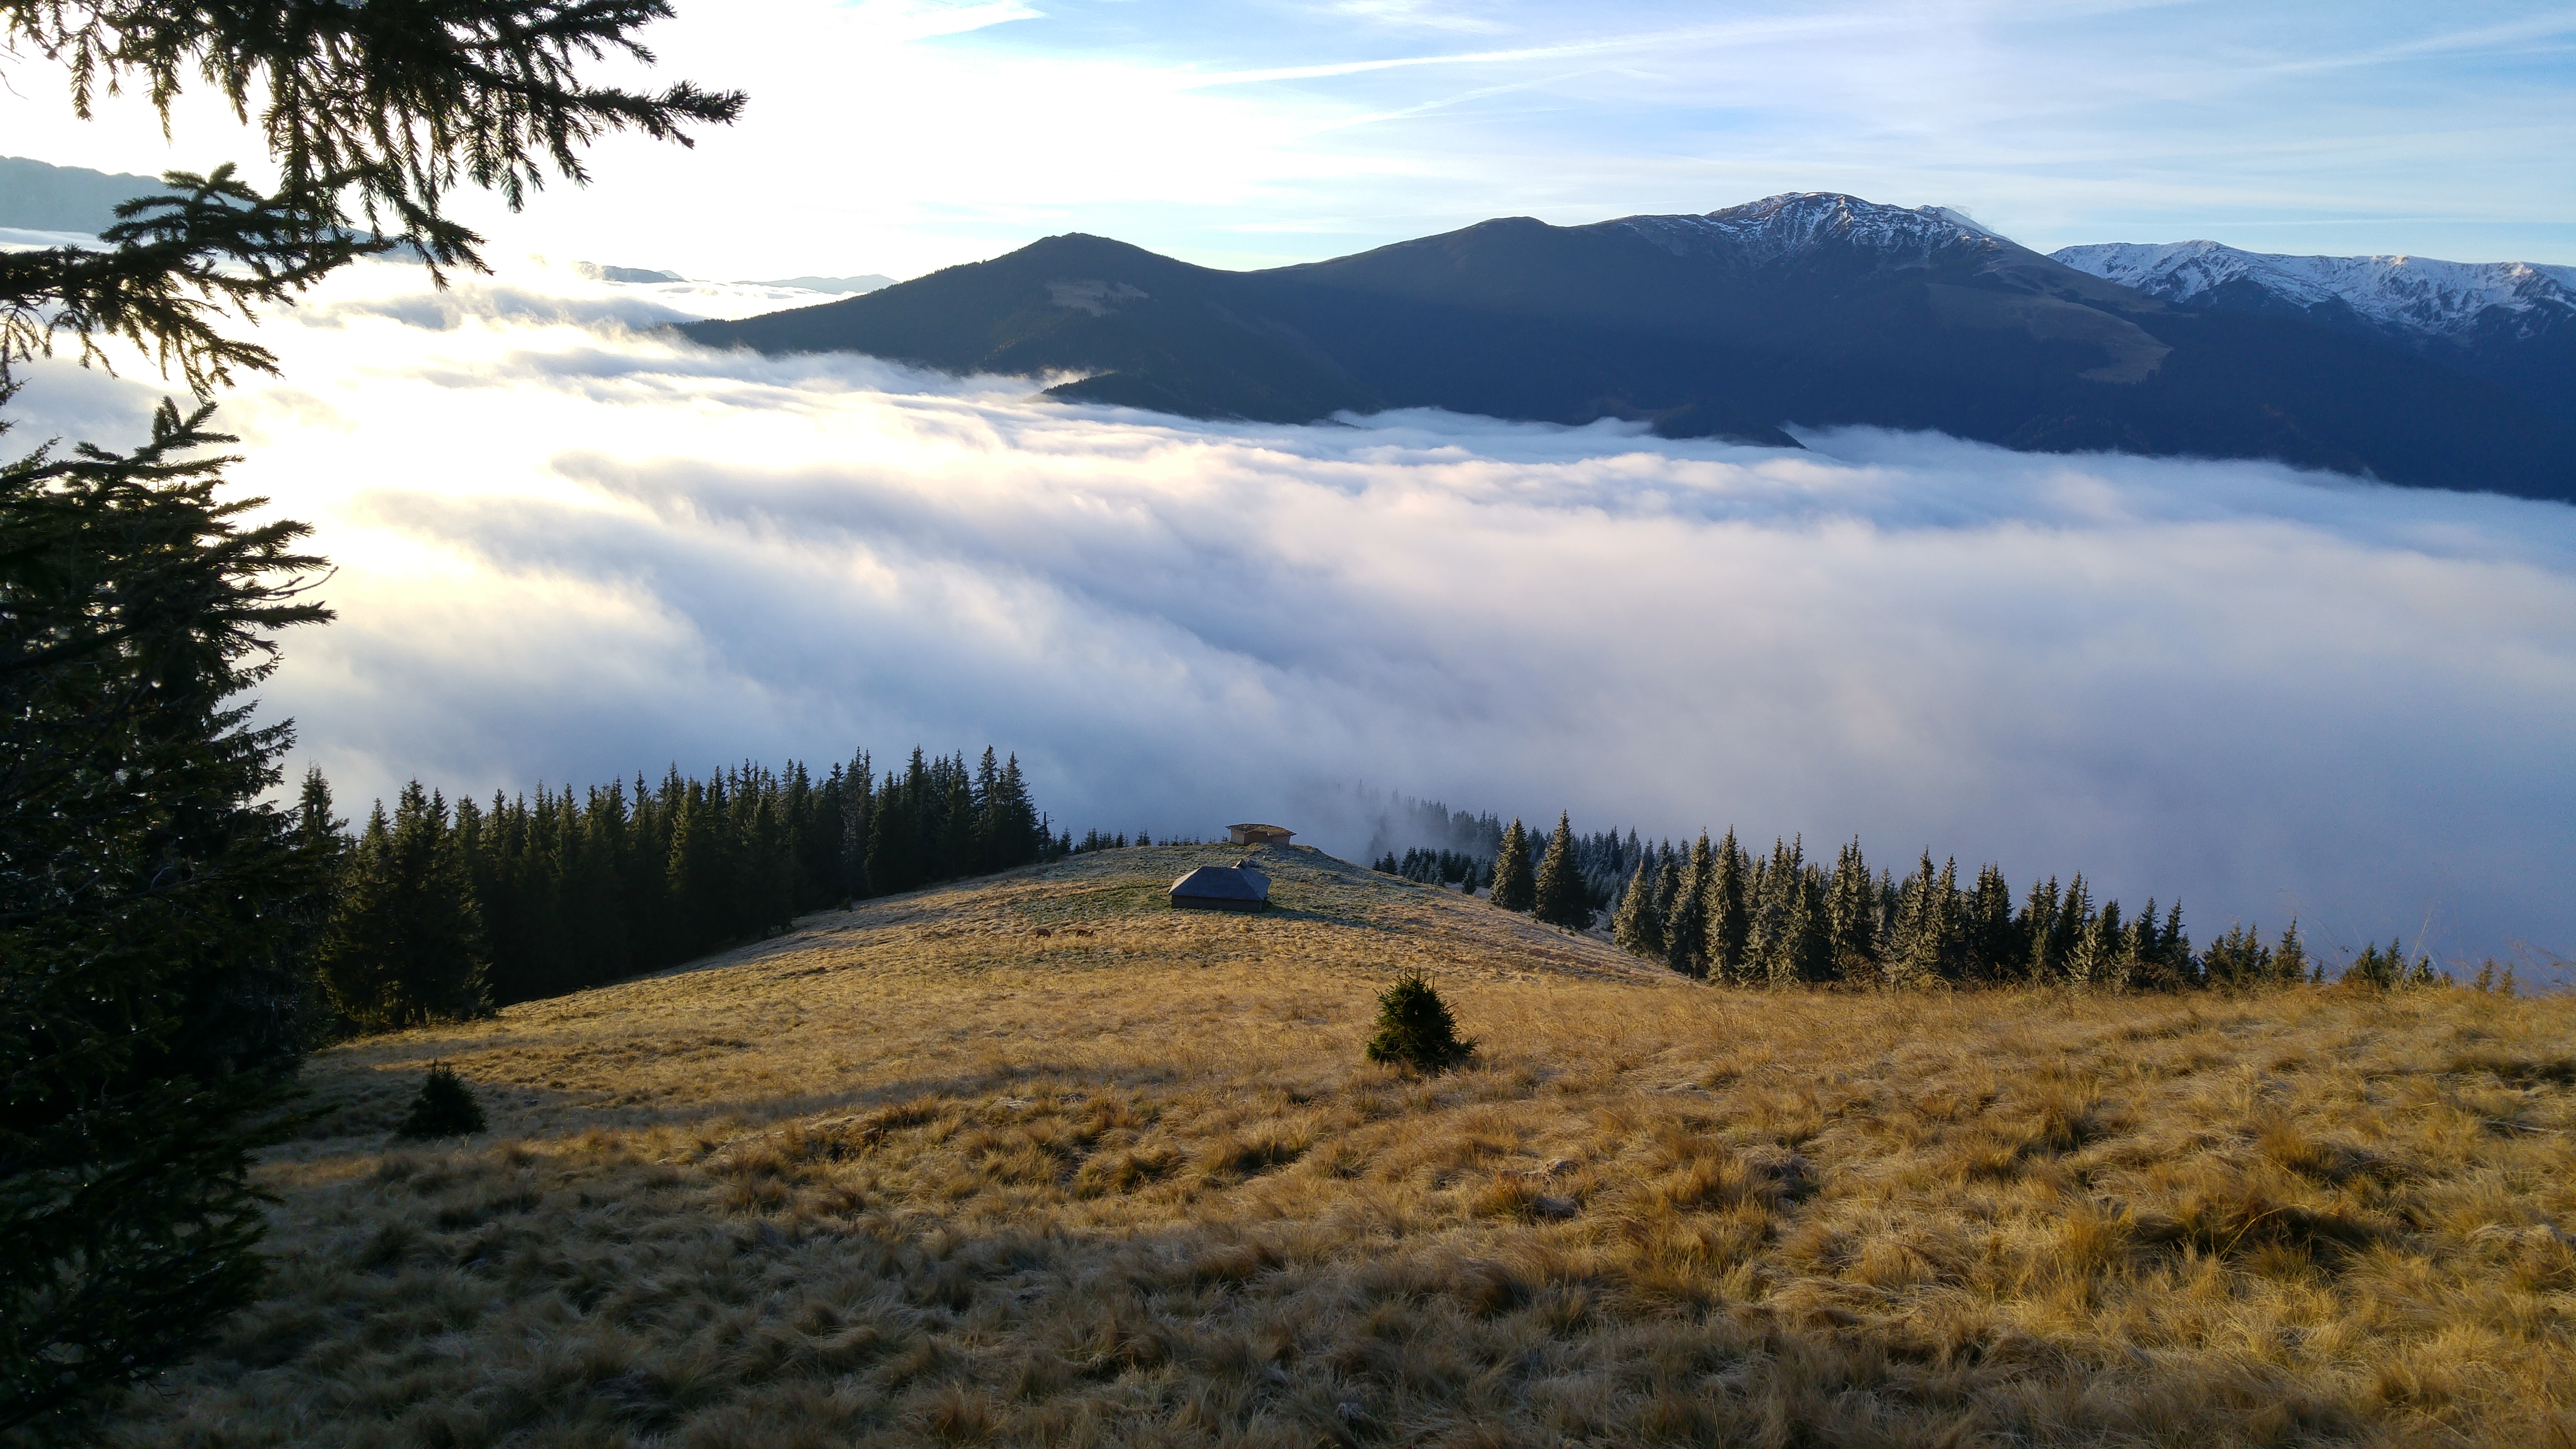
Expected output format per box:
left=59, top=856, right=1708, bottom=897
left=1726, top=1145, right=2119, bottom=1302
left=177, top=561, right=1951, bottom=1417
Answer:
left=1616, top=193, right=2015, bottom=265
left=2052, top=239, right=2576, bottom=339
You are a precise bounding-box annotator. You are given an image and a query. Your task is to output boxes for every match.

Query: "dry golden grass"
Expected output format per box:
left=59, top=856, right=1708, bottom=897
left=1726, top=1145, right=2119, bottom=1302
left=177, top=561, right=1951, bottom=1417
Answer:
left=111, top=845, right=2576, bottom=1447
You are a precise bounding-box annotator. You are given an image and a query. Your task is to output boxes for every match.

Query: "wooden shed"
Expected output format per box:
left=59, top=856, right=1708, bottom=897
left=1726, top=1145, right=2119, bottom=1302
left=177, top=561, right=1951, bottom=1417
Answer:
left=1170, top=860, right=1271, bottom=912
left=1227, top=823, right=1294, bottom=846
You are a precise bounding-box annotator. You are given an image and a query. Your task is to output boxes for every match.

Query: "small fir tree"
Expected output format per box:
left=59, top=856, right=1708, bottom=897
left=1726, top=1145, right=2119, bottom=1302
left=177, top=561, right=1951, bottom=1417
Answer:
left=396, top=1064, right=486, bottom=1139
left=1364, top=973, right=1475, bottom=1073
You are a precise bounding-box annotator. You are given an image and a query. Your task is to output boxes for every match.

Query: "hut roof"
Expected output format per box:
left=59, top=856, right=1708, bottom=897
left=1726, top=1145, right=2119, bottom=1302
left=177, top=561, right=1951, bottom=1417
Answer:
left=1170, top=862, right=1271, bottom=902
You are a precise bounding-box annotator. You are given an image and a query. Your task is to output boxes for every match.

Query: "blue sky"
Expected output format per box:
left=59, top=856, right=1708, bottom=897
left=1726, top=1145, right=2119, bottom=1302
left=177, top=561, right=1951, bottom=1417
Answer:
left=5, top=0, right=2572, bottom=276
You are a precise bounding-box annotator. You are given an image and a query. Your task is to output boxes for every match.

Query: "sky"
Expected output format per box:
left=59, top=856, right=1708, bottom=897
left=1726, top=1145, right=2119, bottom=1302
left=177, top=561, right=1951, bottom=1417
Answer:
left=3, top=0, right=2574, bottom=277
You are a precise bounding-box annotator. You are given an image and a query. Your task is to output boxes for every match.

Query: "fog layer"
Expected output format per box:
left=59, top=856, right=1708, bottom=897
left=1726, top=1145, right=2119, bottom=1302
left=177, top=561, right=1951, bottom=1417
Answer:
left=12, top=259, right=2572, bottom=969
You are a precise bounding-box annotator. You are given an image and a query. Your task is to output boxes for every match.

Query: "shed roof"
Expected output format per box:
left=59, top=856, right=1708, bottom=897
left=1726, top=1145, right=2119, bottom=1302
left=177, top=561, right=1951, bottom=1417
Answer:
left=1171, top=863, right=1271, bottom=901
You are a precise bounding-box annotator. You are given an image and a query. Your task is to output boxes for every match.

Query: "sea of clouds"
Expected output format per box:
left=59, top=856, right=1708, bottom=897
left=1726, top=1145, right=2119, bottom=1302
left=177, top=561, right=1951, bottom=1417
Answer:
left=9, top=253, right=2572, bottom=973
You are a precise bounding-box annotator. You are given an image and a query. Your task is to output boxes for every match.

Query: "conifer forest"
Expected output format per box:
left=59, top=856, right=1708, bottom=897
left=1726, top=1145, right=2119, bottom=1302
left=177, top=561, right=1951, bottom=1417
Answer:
left=303, top=748, right=1059, bottom=1027
left=1380, top=812, right=2439, bottom=995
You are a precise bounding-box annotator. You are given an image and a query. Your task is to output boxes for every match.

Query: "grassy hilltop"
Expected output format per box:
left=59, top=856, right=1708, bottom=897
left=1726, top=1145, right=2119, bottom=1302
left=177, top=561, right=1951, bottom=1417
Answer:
left=116, top=845, right=2576, bottom=1447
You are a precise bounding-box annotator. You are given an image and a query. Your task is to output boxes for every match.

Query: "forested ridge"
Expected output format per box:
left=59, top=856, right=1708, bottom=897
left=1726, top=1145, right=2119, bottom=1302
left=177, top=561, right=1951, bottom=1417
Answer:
left=305, top=747, right=1061, bottom=1025
left=1378, top=811, right=2460, bottom=994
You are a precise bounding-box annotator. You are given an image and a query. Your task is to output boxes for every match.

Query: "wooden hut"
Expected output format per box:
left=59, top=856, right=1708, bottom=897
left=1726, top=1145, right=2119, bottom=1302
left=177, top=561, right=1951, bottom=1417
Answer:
left=1170, top=860, right=1271, bottom=912
left=1227, top=823, right=1294, bottom=846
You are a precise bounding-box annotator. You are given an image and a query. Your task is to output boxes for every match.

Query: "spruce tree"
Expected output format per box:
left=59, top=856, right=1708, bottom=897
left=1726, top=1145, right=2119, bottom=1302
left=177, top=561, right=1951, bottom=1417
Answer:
left=745, top=791, right=794, bottom=938
left=314, top=785, right=488, bottom=1029
left=2202, top=922, right=2270, bottom=990
left=565, top=785, right=631, bottom=990
left=2274, top=920, right=2309, bottom=986
left=1610, top=857, right=1666, bottom=959
left=1887, top=851, right=1961, bottom=988
left=1664, top=832, right=1713, bottom=978
left=1648, top=849, right=1677, bottom=917
left=665, top=780, right=730, bottom=956
left=2046, top=875, right=2090, bottom=982
left=2116, top=901, right=2157, bottom=990
left=289, top=766, right=348, bottom=979
left=987, top=753, right=1041, bottom=870
left=1532, top=813, right=1592, bottom=929
left=838, top=749, right=874, bottom=901
left=1745, top=837, right=1804, bottom=984
left=937, top=757, right=976, bottom=880
left=1965, top=863, right=2017, bottom=982
left=1489, top=819, right=1537, bottom=913
left=865, top=753, right=925, bottom=897
left=1706, top=828, right=1751, bottom=983
left=2068, top=897, right=2121, bottom=988
left=2134, top=899, right=2191, bottom=990
left=1824, top=839, right=1878, bottom=982
left=1771, top=860, right=1833, bottom=985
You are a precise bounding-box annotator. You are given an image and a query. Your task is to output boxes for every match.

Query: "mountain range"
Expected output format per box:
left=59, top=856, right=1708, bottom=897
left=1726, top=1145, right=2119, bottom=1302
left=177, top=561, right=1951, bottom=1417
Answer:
left=683, top=194, right=2576, bottom=501
left=2050, top=239, right=2574, bottom=418
left=5, top=153, right=2566, bottom=500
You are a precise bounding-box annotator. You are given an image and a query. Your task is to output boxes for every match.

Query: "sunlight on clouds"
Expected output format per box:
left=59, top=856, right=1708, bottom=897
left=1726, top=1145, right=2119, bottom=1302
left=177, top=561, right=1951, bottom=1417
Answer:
left=10, top=255, right=2573, bottom=971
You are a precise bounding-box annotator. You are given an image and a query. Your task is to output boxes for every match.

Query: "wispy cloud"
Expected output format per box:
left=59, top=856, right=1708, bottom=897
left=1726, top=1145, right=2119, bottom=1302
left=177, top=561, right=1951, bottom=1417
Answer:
left=14, top=258, right=2570, bottom=972
left=1175, top=14, right=1877, bottom=90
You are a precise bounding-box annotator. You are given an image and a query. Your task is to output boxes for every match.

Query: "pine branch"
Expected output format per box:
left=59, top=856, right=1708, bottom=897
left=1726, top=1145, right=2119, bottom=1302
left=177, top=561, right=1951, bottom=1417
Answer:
left=4, top=0, right=745, bottom=278
left=0, top=166, right=373, bottom=393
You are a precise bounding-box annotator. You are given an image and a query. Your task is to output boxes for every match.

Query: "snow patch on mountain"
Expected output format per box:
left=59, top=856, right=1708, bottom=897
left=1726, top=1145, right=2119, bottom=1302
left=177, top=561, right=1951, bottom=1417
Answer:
left=1616, top=193, right=2012, bottom=266
left=2053, top=240, right=2576, bottom=339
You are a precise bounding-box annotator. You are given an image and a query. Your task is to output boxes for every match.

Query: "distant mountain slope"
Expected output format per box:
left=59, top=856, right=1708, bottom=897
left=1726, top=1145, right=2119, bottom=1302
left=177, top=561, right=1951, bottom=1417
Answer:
left=749, top=274, right=894, bottom=294
left=0, top=155, right=165, bottom=233
left=2052, top=240, right=2576, bottom=415
left=684, top=193, right=2576, bottom=500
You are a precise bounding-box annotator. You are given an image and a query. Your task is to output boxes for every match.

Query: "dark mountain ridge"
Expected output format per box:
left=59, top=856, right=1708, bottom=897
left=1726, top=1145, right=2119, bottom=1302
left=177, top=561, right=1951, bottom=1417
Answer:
left=681, top=194, right=2575, bottom=501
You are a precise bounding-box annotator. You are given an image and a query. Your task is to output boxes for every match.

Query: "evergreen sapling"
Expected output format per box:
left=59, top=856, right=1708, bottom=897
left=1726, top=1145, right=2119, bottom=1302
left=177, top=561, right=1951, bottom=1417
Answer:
left=397, top=1063, right=486, bottom=1139
left=1364, top=973, right=1475, bottom=1074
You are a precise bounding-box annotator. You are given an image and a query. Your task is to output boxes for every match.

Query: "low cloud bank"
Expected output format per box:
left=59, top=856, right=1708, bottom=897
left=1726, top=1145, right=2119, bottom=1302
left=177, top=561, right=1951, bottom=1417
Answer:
left=13, top=258, right=2574, bottom=972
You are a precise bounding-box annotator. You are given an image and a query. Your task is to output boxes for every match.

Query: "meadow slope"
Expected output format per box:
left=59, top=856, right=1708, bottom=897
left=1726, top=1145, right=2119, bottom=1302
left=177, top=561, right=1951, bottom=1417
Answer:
left=113, top=845, right=2576, bottom=1447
